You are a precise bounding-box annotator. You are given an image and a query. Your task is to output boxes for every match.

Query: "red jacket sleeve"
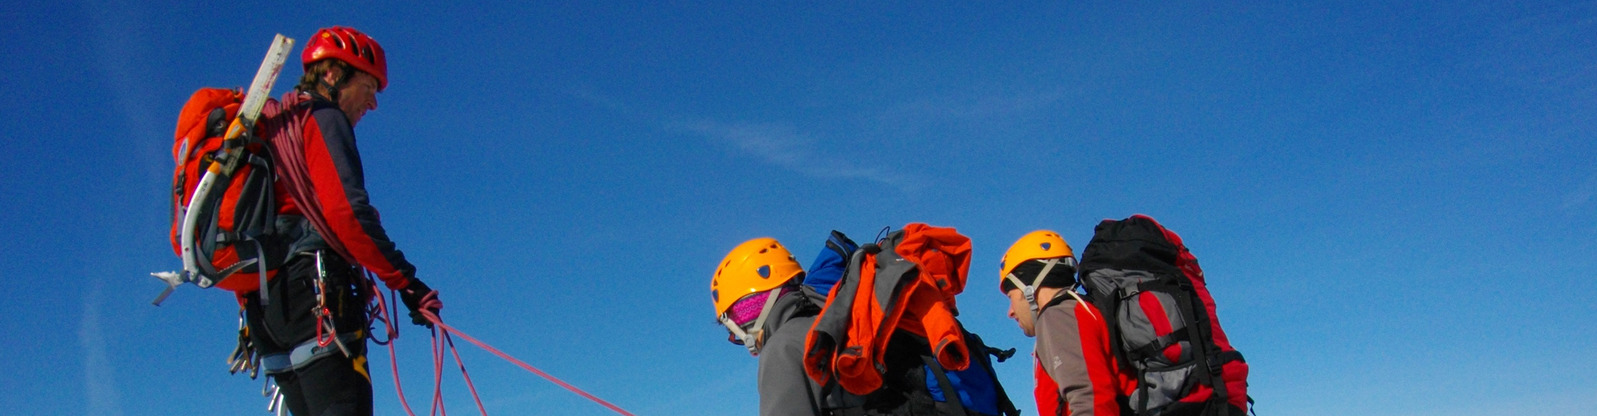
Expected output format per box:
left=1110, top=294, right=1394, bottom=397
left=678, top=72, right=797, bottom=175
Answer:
left=1035, top=356, right=1063, bottom=416
left=1035, top=299, right=1123, bottom=416
left=300, top=103, right=417, bottom=289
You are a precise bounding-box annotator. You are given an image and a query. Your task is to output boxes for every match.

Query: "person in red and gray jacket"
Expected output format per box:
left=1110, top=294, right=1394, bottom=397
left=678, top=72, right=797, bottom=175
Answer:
left=998, top=231, right=1129, bottom=416
left=249, top=26, right=441, bottom=416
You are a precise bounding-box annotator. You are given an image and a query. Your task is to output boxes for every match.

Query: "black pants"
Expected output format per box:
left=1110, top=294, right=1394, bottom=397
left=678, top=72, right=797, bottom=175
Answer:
left=244, top=253, right=372, bottom=416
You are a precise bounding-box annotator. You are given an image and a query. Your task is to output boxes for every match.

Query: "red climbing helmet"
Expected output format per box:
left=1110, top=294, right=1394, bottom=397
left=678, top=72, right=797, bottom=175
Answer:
left=302, top=26, right=388, bottom=90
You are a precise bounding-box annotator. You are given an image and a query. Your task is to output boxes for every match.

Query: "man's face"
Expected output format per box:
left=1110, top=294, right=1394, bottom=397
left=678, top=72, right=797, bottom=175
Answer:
left=1006, top=288, right=1036, bottom=337
left=335, top=71, right=380, bottom=126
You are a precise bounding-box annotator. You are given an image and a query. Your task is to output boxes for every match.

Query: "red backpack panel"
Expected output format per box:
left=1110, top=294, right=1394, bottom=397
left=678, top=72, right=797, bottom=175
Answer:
left=168, top=88, right=281, bottom=293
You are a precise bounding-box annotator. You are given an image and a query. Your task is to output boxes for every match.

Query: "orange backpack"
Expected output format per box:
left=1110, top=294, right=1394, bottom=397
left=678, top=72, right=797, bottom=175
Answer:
left=166, top=88, right=284, bottom=296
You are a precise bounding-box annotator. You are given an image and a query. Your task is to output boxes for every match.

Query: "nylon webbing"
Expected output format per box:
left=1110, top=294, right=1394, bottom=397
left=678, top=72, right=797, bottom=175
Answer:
left=1130, top=327, right=1189, bottom=360
left=920, top=354, right=969, bottom=415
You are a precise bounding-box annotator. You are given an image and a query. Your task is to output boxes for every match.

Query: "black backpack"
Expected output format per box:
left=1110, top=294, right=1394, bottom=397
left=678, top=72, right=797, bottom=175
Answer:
left=1078, top=215, right=1251, bottom=416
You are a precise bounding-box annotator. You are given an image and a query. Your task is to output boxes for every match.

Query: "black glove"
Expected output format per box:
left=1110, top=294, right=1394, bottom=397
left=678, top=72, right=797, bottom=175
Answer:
left=399, top=278, right=442, bottom=327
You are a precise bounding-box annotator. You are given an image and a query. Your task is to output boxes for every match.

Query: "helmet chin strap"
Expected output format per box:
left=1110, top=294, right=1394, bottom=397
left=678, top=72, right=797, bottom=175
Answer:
left=1005, top=258, right=1092, bottom=323
left=1005, top=258, right=1054, bottom=324
left=719, top=286, right=785, bottom=356
left=1003, top=272, right=1038, bottom=319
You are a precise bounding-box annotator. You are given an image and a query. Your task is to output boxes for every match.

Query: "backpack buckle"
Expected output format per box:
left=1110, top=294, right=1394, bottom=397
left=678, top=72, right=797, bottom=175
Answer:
left=1206, top=352, right=1226, bottom=375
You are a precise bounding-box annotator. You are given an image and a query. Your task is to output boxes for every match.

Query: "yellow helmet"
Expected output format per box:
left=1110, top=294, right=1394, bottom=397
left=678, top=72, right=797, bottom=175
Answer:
left=711, top=237, right=804, bottom=317
left=1000, top=230, right=1085, bottom=324
left=999, top=230, right=1075, bottom=287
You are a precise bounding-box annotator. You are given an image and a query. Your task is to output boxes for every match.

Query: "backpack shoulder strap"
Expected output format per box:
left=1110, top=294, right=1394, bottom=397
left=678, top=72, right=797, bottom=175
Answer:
left=920, top=354, right=971, bottom=415
left=966, top=329, right=1021, bottom=416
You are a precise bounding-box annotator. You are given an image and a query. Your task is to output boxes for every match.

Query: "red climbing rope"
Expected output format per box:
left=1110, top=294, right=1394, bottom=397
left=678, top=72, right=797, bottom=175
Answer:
left=418, top=309, right=638, bottom=416
left=368, top=274, right=635, bottom=416
left=442, top=332, right=488, bottom=415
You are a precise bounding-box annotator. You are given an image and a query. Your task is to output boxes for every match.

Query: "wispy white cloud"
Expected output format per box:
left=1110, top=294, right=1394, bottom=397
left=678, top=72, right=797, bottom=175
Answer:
left=878, top=87, right=1070, bottom=123
left=569, top=87, right=635, bottom=116
left=83, top=0, right=161, bottom=147
left=79, top=284, right=123, bottom=416
left=566, top=88, right=932, bottom=194
left=674, top=120, right=928, bottom=194
left=83, top=0, right=169, bottom=229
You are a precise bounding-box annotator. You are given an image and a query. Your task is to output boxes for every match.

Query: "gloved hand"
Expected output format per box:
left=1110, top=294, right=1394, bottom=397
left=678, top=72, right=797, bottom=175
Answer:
left=399, top=278, right=442, bottom=328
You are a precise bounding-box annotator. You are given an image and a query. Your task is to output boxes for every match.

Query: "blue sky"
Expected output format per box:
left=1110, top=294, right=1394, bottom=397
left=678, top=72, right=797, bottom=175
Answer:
left=3, top=1, right=1594, bottom=415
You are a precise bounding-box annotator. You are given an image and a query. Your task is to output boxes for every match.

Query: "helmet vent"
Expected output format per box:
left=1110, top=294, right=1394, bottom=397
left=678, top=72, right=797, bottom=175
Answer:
left=757, top=265, right=771, bottom=279
left=1041, top=242, right=1052, bottom=250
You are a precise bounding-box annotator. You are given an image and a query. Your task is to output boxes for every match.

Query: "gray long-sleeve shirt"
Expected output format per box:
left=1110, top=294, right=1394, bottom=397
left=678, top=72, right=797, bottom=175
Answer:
left=757, top=288, right=828, bottom=416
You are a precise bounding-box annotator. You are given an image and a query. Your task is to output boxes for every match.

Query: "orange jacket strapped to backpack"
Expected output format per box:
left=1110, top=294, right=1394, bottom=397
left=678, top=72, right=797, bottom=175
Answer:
left=803, top=223, right=974, bottom=395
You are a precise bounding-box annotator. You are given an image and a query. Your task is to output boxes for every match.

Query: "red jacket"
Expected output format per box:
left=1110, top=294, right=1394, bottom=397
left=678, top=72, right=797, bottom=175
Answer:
left=1032, top=297, right=1131, bottom=416
left=261, top=92, right=418, bottom=290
